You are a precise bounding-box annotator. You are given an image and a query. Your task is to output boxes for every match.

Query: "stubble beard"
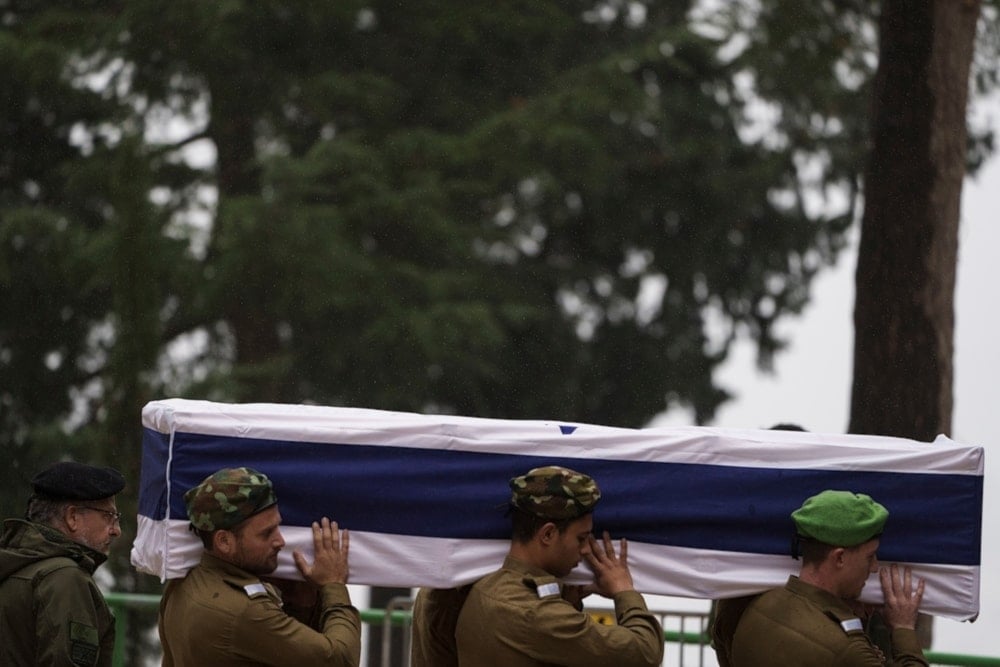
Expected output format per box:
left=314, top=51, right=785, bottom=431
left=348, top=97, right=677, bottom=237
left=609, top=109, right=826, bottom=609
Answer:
left=235, top=549, right=280, bottom=576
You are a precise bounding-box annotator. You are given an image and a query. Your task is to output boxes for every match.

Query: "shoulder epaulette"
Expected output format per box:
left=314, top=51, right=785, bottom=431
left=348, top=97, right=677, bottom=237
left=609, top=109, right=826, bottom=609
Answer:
left=243, top=582, right=269, bottom=598
left=522, top=573, right=561, bottom=599
left=840, top=618, right=863, bottom=633
left=535, top=582, right=560, bottom=598
left=824, top=610, right=864, bottom=635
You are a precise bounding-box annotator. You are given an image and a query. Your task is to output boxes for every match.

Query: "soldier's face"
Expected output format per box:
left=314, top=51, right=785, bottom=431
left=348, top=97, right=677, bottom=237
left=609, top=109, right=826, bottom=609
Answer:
left=839, top=538, right=880, bottom=599
left=67, top=497, right=122, bottom=554
left=548, top=514, right=594, bottom=578
left=232, top=506, right=286, bottom=575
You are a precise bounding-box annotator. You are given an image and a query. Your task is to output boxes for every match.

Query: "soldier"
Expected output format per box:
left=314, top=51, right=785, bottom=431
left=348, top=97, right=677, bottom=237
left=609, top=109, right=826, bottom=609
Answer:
left=729, top=489, right=928, bottom=666
left=710, top=593, right=758, bottom=667
left=710, top=421, right=803, bottom=667
left=0, top=460, right=126, bottom=666
left=453, top=465, right=664, bottom=667
left=410, top=584, right=473, bottom=667
left=157, top=467, right=360, bottom=666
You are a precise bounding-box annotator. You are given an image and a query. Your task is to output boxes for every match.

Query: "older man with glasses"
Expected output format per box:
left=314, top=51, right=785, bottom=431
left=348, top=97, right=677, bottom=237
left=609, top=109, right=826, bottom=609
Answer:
left=0, top=460, right=126, bottom=666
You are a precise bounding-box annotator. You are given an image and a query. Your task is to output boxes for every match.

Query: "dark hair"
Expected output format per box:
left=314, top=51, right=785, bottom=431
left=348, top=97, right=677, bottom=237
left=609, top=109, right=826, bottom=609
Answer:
left=191, top=516, right=253, bottom=550
left=510, top=506, right=580, bottom=543
left=770, top=423, right=807, bottom=432
left=191, top=525, right=215, bottom=549
left=796, top=536, right=836, bottom=565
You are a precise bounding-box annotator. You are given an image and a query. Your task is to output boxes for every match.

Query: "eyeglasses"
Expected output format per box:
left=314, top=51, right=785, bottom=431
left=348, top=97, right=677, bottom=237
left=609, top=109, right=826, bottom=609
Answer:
left=74, top=506, right=123, bottom=525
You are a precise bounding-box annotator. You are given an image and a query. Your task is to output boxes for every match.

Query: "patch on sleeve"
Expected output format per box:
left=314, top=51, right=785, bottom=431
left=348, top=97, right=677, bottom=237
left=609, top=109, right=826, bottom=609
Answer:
left=68, top=621, right=99, bottom=666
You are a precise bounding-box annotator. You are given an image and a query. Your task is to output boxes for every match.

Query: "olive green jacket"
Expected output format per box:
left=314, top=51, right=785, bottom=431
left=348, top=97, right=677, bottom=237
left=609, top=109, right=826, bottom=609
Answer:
left=158, top=551, right=361, bottom=666
left=0, top=518, right=115, bottom=667
left=454, top=556, right=664, bottom=667
left=731, top=576, right=929, bottom=667
left=410, top=585, right=473, bottom=667
left=711, top=594, right=760, bottom=667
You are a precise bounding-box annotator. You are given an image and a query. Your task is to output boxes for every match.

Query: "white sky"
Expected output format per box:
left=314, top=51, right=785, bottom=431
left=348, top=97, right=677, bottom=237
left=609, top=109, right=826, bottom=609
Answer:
left=650, top=100, right=999, bottom=657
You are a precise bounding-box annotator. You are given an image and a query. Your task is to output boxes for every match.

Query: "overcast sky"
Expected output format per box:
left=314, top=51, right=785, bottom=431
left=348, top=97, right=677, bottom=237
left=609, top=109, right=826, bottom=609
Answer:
left=653, top=99, right=999, bottom=657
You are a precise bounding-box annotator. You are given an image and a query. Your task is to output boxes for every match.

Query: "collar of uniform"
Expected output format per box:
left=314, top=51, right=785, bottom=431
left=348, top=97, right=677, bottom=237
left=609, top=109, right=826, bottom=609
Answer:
left=502, top=554, right=551, bottom=579
left=502, top=555, right=561, bottom=596
left=4, top=518, right=106, bottom=572
left=784, top=575, right=860, bottom=622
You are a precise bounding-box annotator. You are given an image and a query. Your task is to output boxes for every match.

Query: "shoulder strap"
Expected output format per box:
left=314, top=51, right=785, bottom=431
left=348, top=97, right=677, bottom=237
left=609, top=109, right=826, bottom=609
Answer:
left=9, top=556, right=80, bottom=585
left=823, top=610, right=865, bottom=635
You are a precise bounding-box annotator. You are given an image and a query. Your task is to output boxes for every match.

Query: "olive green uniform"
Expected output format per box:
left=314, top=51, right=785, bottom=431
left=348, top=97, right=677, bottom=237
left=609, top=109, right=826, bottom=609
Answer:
left=454, top=556, right=664, bottom=667
left=710, top=594, right=760, bottom=667
left=731, top=576, right=928, bottom=667
left=158, top=551, right=360, bottom=666
left=0, top=519, right=115, bottom=667
left=410, top=585, right=473, bottom=667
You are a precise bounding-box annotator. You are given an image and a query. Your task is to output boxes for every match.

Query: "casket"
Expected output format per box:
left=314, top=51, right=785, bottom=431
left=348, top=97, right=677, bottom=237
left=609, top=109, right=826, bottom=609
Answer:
left=132, top=398, right=983, bottom=621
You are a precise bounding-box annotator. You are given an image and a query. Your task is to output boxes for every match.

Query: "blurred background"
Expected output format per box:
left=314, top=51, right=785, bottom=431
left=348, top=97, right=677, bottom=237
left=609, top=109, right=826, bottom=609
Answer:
left=2, top=1, right=997, bottom=663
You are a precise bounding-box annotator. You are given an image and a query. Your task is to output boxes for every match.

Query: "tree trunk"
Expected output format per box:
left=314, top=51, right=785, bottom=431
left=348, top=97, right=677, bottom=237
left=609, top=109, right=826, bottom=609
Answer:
left=207, top=87, right=285, bottom=401
left=850, top=0, right=981, bottom=648
left=850, top=0, right=980, bottom=441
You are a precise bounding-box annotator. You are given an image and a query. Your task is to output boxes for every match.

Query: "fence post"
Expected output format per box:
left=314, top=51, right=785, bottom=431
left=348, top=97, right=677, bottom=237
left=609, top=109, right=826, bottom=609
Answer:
left=381, top=596, right=414, bottom=667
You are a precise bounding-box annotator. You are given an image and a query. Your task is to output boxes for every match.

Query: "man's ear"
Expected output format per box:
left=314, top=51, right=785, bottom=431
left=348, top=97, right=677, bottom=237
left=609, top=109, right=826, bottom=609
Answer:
left=213, top=529, right=236, bottom=556
left=831, top=547, right=847, bottom=568
left=538, top=522, right=558, bottom=546
left=62, top=505, right=81, bottom=533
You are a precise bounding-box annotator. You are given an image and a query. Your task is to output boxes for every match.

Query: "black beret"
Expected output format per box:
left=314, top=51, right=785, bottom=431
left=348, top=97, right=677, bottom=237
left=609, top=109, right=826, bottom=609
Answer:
left=31, top=461, right=125, bottom=501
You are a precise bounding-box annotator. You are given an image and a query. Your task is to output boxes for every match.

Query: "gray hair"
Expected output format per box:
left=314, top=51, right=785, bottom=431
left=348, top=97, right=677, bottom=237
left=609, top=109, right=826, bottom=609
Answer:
left=26, top=495, right=68, bottom=526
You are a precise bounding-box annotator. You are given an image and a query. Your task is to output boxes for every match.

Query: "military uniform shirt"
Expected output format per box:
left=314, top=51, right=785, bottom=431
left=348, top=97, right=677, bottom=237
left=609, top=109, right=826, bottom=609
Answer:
left=158, top=551, right=360, bottom=666
left=410, top=585, right=474, bottom=667
left=731, top=575, right=928, bottom=667
left=710, top=594, right=760, bottom=667
left=455, top=556, right=664, bottom=667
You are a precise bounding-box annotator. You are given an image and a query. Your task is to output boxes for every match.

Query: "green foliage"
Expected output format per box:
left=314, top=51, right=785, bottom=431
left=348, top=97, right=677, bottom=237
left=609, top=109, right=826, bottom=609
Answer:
left=2, top=1, right=996, bottom=519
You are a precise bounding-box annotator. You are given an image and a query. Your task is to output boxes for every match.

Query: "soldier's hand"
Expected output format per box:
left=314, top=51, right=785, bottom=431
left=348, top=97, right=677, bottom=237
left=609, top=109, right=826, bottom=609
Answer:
left=879, top=563, right=924, bottom=630
left=583, top=531, right=635, bottom=598
left=293, top=517, right=350, bottom=587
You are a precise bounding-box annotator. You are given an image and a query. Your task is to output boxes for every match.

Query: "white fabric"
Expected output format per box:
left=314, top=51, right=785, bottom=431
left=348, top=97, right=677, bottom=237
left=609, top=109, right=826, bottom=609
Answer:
left=131, top=398, right=985, bottom=621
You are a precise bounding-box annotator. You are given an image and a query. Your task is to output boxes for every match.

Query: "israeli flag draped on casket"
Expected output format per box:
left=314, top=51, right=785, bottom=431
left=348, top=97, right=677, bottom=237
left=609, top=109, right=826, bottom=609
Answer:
left=131, top=398, right=984, bottom=621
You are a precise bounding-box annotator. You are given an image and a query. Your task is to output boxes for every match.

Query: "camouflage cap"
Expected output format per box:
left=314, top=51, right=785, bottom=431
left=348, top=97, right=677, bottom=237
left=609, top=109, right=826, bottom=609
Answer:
left=792, top=489, right=889, bottom=547
left=184, top=467, right=278, bottom=532
left=509, top=465, right=601, bottom=520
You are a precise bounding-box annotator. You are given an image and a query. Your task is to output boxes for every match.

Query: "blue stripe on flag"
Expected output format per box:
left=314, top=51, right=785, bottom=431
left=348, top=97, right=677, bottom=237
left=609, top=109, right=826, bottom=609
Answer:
left=140, top=427, right=170, bottom=520
left=139, top=428, right=982, bottom=567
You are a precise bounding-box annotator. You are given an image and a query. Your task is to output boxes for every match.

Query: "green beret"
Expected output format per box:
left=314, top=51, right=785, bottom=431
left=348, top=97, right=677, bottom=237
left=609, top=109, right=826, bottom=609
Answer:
left=509, top=466, right=601, bottom=520
left=31, top=461, right=125, bottom=501
left=791, top=490, right=888, bottom=547
left=184, top=467, right=277, bottom=532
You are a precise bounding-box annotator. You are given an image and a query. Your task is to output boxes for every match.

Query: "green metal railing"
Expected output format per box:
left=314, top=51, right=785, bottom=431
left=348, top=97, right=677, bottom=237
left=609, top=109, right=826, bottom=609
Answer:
left=104, top=592, right=161, bottom=667
left=648, top=627, right=1000, bottom=667
left=104, top=592, right=1000, bottom=667
left=927, top=655, right=1000, bottom=667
